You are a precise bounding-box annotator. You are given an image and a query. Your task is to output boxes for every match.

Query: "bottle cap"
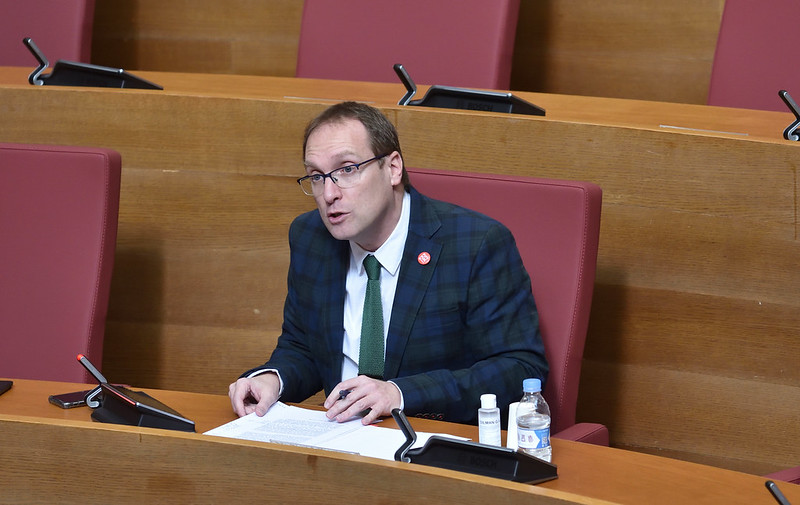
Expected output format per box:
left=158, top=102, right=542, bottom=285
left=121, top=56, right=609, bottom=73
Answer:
left=523, top=378, right=542, bottom=393
left=480, top=393, right=497, bottom=409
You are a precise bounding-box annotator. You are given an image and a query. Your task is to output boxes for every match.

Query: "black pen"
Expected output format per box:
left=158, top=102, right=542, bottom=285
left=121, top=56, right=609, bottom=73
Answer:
left=337, top=389, right=373, bottom=418
left=766, top=480, right=791, bottom=505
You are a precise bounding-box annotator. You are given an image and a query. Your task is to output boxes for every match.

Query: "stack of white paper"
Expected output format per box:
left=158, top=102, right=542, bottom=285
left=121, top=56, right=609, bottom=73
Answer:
left=204, top=402, right=467, bottom=461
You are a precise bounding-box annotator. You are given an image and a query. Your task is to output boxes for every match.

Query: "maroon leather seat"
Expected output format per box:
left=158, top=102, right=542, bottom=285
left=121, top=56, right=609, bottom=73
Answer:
left=408, top=168, right=608, bottom=445
left=0, top=0, right=95, bottom=66
left=0, top=143, right=120, bottom=383
left=707, top=0, right=799, bottom=111
left=766, top=465, right=800, bottom=485
left=296, top=0, right=520, bottom=89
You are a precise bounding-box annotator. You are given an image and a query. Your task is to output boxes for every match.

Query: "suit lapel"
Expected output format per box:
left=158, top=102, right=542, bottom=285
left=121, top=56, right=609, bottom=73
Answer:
left=384, top=188, right=442, bottom=379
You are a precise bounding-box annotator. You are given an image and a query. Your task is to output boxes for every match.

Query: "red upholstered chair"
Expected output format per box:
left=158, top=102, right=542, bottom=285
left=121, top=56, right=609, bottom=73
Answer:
left=0, top=0, right=95, bottom=66
left=0, top=143, right=121, bottom=383
left=296, top=0, right=520, bottom=89
left=766, top=465, right=800, bottom=485
left=707, top=0, right=800, bottom=111
left=408, top=168, right=608, bottom=445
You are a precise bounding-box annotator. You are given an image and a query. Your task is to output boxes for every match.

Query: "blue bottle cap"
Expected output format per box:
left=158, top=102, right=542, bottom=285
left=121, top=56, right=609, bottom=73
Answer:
left=523, top=378, right=542, bottom=393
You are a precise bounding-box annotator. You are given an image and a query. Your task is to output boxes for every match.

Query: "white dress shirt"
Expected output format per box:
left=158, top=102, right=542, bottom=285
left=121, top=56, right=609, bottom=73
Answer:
left=342, top=190, right=411, bottom=379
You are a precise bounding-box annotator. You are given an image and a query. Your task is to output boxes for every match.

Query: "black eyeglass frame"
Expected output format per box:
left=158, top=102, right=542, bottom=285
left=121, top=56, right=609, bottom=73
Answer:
left=297, top=153, right=389, bottom=195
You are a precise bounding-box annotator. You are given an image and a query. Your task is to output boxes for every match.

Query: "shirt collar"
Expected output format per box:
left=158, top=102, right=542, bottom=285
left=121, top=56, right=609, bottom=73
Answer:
left=350, top=190, right=411, bottom=277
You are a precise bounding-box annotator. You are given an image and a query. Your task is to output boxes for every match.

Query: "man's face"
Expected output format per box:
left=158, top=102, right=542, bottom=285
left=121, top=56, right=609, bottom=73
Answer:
left=304, top=118, right=403, bottom=251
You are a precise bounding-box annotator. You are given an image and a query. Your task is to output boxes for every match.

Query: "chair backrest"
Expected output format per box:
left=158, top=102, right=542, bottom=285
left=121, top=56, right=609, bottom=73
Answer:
left=0, top=143, right=120, bottom=383
left=0, top=0, right=95, bottom=66
left=707, top=0, right=799, bottom=111
left=407, top=168, right=602, bottom=433
left=296, top=0, right=520, bottom=89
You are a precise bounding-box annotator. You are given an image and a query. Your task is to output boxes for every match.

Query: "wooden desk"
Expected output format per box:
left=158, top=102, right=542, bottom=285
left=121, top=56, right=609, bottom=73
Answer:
left=0, top=66, right=791, bottom=141
left=0, top=68, right=798, bottom=476
left=1, top=379, right=797, bottom=504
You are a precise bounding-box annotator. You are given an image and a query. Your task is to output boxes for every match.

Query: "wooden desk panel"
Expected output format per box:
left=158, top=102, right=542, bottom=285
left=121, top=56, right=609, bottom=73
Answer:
left=1, top=67, right=792, bottom=141
left=1, top=415, right=599, bottom=505
left=1, top=380, right=798, bottom=505
left=0, top=68, right=798, bottom=477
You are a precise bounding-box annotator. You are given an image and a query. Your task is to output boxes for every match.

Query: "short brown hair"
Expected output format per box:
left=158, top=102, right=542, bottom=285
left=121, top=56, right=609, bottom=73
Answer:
left=303, top=101, right=408, bottom=187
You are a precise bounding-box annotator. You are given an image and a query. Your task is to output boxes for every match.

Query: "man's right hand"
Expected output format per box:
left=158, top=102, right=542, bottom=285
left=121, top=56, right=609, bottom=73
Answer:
left=228, top=373, right=280, bottom=417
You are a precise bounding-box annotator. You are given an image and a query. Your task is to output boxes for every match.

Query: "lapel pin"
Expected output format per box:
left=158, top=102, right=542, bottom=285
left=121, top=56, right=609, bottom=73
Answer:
left=417, top=251, right=431, bottom=265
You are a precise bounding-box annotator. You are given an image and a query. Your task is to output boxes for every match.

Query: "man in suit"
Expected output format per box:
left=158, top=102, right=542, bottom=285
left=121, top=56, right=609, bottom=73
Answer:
left=229, top=101, right=547, bottom=425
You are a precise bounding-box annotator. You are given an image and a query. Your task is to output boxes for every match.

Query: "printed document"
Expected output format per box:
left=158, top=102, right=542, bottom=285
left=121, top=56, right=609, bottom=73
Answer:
left=204, top=402, right=466, bottom=460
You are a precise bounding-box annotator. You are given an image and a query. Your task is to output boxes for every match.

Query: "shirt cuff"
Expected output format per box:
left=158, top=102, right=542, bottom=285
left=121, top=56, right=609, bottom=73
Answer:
left=387, top=380, right=405, bottom=411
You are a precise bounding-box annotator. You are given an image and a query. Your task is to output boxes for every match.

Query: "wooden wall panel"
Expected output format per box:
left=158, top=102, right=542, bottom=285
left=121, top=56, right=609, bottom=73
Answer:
left=580, top=358, right=800, bottom=474
left=104, top=169, right=311, bottom=392
left=510, top=0, right=726, bottom=103
left=92, top=0, right=303, bottom=76
left=90, top=0, right=726, bottom=105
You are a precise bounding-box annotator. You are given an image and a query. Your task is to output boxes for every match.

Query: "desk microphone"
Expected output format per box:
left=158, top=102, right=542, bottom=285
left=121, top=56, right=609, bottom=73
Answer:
left=76, top=354, right=108, bottom=384
left=390, top=408, right=557, bottom=484
left=76, top=354, right=107, bottom=408
left=766, top=480, right=792, bottom=505
left=779, top=90, right=800, bottom=141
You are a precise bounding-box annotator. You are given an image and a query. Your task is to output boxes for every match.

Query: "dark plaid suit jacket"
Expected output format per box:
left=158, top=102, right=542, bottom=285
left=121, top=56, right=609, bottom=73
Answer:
left=246, top=186, right=548, bottom=424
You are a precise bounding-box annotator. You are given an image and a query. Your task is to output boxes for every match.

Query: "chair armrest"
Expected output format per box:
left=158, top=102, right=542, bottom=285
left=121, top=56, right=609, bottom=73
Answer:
left=553, top=422, right=609, bottom=446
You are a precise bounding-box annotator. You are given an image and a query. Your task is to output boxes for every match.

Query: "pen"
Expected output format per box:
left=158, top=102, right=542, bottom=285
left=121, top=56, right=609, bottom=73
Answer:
left=76, top=354, right=108, bottom=384
left=336, top=389, right=373, bottom=418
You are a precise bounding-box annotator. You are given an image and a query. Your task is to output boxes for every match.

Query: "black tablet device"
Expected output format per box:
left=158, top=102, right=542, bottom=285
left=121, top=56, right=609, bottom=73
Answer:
left=23, top=37, right=162, bottom=89
left=391, top=408, right=557, bottom=484
left=90, top=383, right=195, bottom=432
left=394, top=64, right=545, bottom=116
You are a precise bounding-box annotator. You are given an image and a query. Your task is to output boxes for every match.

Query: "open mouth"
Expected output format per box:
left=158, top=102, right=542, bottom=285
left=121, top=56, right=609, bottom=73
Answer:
left=327, top=211, right=346, bottom=223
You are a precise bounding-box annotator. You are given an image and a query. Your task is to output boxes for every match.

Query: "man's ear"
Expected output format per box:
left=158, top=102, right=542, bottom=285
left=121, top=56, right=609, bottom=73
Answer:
left=387, top=151, right=404, bottom=186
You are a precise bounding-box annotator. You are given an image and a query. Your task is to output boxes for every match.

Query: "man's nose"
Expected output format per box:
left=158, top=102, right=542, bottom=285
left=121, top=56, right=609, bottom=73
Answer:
left=321, top=176, right=341, bottom=201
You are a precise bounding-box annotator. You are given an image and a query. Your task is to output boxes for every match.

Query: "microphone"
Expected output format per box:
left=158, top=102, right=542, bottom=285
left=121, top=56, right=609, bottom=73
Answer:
left=76, top=354, right=108, bottom=384
left=779, top=90, right=800, bottom=141
left=766, top=480, right=792, bottom=505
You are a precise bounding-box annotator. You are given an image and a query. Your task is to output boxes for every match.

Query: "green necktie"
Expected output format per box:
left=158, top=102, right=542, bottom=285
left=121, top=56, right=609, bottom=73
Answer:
left=358, top=254, right=384, bottom=378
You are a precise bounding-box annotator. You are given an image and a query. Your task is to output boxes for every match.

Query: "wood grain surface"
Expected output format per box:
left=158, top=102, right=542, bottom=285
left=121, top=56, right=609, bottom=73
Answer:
left=0, top=67, right=797, bottom=478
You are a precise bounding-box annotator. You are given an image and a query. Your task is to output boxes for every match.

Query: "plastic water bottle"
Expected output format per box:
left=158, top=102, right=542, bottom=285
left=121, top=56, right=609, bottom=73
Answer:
left=516, top=378, right=551, bottom=462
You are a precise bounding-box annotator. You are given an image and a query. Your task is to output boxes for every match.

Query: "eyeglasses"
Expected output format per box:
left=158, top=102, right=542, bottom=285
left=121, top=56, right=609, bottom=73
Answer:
left=297, top=154, right=388, bottom=196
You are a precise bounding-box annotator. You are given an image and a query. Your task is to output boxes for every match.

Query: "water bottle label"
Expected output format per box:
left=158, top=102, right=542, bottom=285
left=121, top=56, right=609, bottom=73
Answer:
left=517, top=427, right=550, bottom=449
